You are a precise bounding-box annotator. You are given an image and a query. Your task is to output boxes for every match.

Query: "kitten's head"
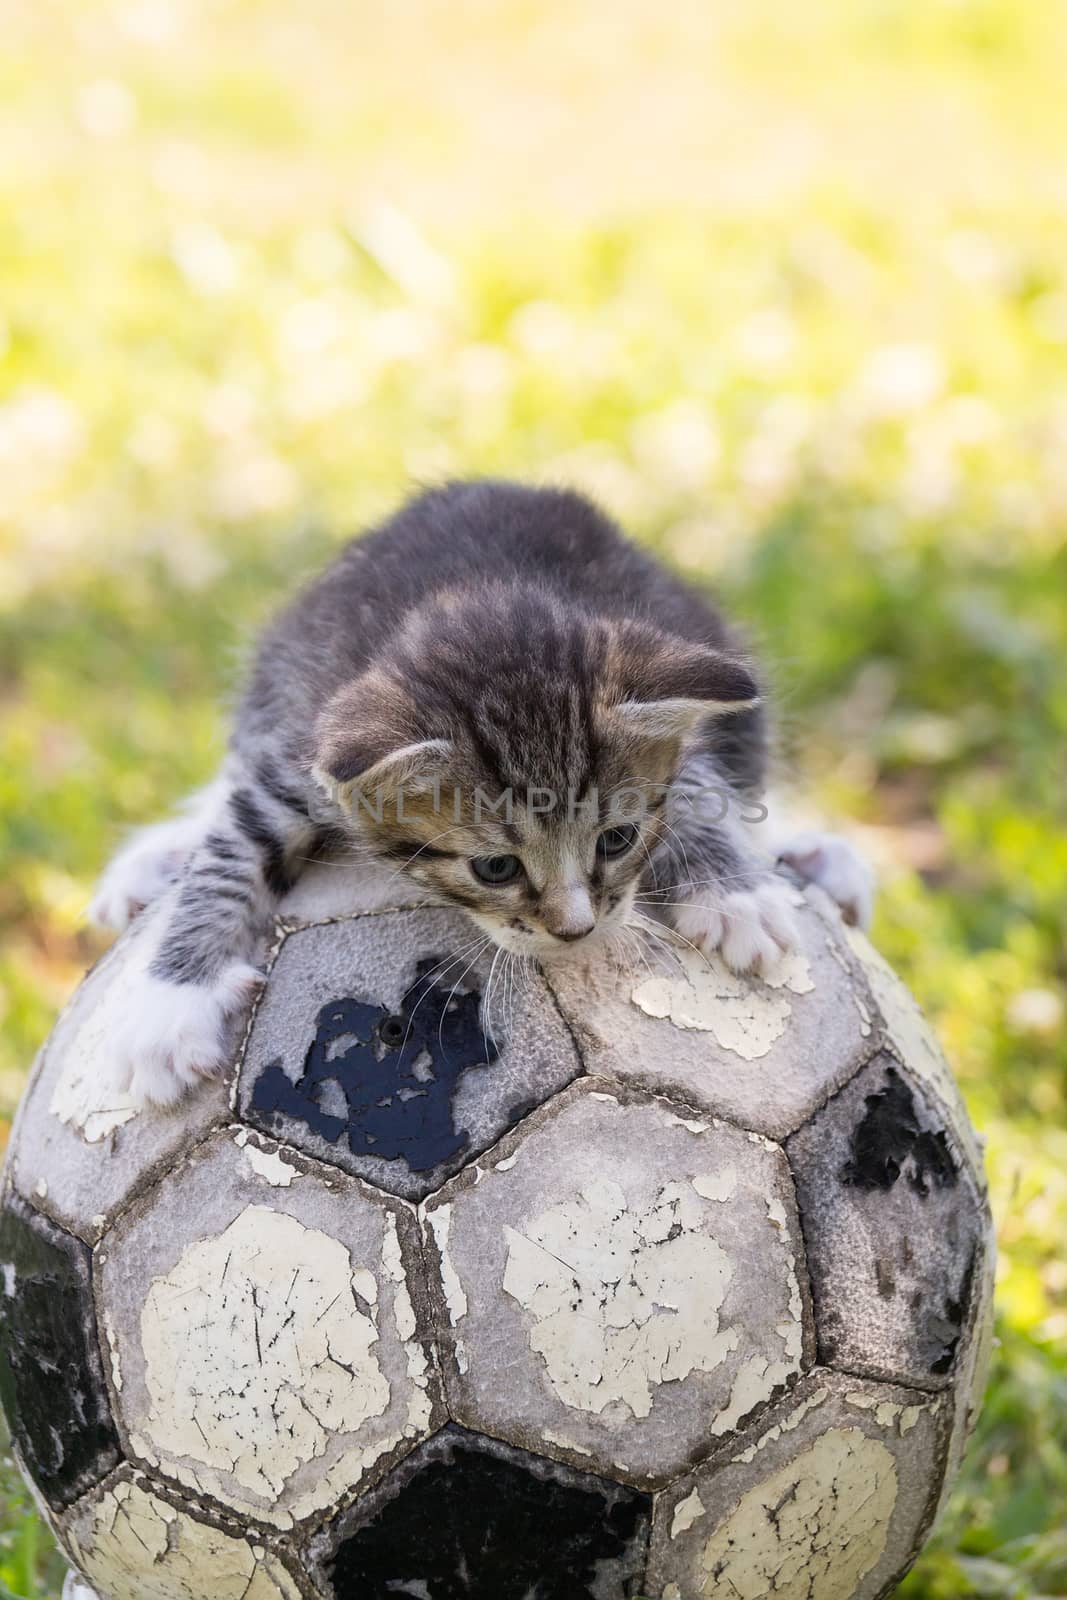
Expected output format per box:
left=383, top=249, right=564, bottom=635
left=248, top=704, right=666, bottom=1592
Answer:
left=311, top=583, right=757, bottom=959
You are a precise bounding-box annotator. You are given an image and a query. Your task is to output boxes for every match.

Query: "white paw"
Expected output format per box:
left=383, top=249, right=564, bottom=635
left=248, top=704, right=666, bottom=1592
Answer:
left=106, top=963, right=261, bottom=1107
left=90, top=828, right=192, bottom=931
left=670, top=879, right=801, bottom=975
left=63, top=1575, right=101, bottom=1600
left=777, top=830, right=874, bottom=929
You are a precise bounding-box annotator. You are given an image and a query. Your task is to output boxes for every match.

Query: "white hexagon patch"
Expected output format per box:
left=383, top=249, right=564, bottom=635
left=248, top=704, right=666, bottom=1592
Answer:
left=62, top=1473, right=303, bottom=1600
left=423, top=1081, right=811, bottom=1485
left=96, top=1130, right=442, bottom=1528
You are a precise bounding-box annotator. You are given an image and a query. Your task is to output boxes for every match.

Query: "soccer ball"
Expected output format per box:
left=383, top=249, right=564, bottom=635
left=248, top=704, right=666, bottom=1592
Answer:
left=0, top=861, right=994, bottom=1600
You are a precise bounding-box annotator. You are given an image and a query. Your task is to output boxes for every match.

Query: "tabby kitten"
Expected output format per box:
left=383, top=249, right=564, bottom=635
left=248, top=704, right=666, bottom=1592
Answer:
left=92, top=480, right=870, bottom=1105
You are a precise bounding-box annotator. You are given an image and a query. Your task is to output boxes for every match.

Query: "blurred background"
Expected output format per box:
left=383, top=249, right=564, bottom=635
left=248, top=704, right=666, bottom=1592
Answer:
left=1, top=0, right=1066, bottom=1594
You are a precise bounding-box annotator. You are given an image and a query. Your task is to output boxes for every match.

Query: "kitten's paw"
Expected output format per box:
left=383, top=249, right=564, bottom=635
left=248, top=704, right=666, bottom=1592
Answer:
left=62, top=1574, right=101, bottom=1600
left=106, top=962, right=261, bottom=1107
left=776, top=830, right=874, bottom=929
left=90, top=830, right=191, bottom=931
left=670, top=879, right=801, bottom=975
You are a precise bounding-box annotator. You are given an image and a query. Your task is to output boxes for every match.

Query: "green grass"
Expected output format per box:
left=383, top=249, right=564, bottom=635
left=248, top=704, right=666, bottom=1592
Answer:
left=2, top=1, right=1067, bottom=1594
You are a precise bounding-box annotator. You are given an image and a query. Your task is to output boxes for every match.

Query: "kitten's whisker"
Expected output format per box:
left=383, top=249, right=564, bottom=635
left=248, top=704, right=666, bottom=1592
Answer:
left=291, top=842, right=378, bottom=869
left=633, top=897, right=738, bottom=912
left=298, top=824, right=472, bottom=894
left=493, top=951, right=507, bottom=1038
left=627, top=925, right=658, bottom=982
left=611, top=925, right=649, bottom=988
left=630, top=912, right=707, bottom=967
left=633, top=825, right=700, bottom=947
left=632, top=825, right=668, bottom=904
left=371, top=824, right=472, bottom=896
left=397, top=936, right=487, bottom=1051
left=504, top=951, right=520, bottom=1033
left=632, top=871, right=765, bottom=918
left=438, top=940, right=492, bottom=1062
left=407, top=936, right=485, bottom=998
left=601, top=921, right=627, bottom=975
left=630, top=829, right=720, bottom=951
left=615, top=924, right=641, bottom=978
left=628, top=907, right=718, bottom=974
left=633, top=868, right=766, bottom=903
left=513, top=951, right=533, bottom=1017
left=635, top=867, right=763, bottom=893
left=482, top=944, right=503, bottom=1058
left=647, top=815, right=695, bottom=885
left=501, top=951, right=514, bottom=1026
left=627, top=918, right=688, bottom=979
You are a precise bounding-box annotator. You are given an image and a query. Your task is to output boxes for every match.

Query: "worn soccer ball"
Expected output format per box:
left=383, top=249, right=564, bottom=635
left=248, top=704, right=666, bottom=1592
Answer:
left=0, top=861, right=993, bottom=1600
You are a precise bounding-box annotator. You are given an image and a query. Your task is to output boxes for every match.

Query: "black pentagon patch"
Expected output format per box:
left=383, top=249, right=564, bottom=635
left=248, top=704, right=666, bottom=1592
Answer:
left=0, top=1192, right=121, bottom=1508
left=787, top=1051, right=985, bottom=1387
left=840, top=1065, right=959, bottom=1197
left=238, top=913, right=582, bottom=1200
left=310, top=1425, right=651, bottom=1599
left=250, top=961, right=497, bottom=1174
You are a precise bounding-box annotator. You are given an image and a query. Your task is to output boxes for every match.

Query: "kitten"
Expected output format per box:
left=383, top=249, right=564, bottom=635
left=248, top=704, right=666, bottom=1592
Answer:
left=91, top=480, right=872, bottom=1106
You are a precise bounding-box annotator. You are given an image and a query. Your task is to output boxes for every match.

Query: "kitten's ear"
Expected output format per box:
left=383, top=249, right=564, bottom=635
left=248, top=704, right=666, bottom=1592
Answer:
left=313, top=740, right=452, bottom=817
left=612, top=634, right=759, bottom=743
left=312, top=672, right=451, bottom=816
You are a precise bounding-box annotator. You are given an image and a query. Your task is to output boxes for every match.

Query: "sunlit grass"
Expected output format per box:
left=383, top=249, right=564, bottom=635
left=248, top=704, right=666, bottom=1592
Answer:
left=1, top=1, right=1066, bottom=1594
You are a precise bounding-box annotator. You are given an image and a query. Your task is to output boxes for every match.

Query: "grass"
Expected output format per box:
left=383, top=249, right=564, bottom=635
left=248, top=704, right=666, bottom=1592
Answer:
left=1, top=0, right=1066, bottom=1594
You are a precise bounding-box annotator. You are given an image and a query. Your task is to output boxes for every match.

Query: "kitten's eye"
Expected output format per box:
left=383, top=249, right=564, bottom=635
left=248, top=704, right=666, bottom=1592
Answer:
left=470, top=854, right=523, bottom=885
left=597, top=823, right=639, bottom=859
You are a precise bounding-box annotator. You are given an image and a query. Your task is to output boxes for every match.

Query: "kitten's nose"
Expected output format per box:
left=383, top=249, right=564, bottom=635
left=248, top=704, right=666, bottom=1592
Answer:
left=541, top=884, right=596, bottom=943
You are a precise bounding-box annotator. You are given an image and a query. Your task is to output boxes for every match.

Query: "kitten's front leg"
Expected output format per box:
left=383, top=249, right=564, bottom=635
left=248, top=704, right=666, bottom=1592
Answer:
left=105, top=768, right=317, bottom=1106
left=645, top=799, right=800, bottom=975
left=89, top=777, right=230, bottom=931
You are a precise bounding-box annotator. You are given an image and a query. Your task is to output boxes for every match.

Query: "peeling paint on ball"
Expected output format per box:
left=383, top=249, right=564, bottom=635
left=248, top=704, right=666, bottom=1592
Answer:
left=63, top=1475, right=304, bottom=1600
left=691, top=1428, right=898, bottom=1597
left=630, top=945, right=816, bottom=1059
